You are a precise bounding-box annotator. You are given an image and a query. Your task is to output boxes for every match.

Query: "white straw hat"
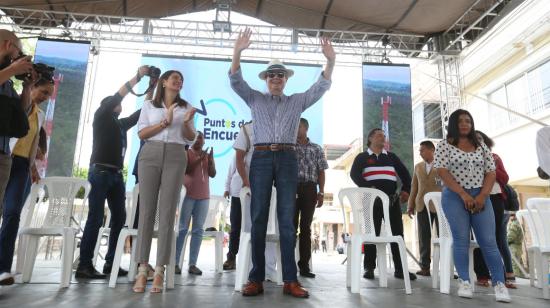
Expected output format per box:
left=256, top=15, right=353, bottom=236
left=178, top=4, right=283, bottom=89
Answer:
left=258, top=59, right=294, bottom=80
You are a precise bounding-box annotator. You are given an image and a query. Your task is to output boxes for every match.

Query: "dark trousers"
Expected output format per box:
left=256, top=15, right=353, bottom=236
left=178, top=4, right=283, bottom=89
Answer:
left=417, top=207, right=438, bottom=270
left=0, top=156, right=31, bottom=273
left=248, top=150, right=298, bottom=283
left=474, top=193, right=514, bottom=277
left=294, top=182, right=317, bottom=272
left=227, top=196, right=242, bottom=259
left=79, top=165, right=126, bottom=267
left=364, top=196, right=405, bottom=273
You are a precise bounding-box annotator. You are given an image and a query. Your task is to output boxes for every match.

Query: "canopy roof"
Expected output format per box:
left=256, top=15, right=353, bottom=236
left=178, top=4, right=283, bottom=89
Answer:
left=0, top=0, right=519, bottom=54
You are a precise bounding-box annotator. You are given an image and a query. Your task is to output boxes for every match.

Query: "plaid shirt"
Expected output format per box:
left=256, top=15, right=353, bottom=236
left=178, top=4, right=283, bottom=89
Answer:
left=296, top=138, right=328, bottom=183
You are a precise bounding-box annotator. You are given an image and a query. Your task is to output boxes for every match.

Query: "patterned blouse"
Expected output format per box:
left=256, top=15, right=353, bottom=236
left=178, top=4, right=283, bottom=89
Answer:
left=433, top=139, right=496, bottom=189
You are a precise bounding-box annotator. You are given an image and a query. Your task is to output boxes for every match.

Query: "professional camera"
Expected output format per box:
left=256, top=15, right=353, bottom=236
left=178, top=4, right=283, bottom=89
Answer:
left=14, top=56, right=55, bottom=82
left=146, top=65, right=161, bottom=79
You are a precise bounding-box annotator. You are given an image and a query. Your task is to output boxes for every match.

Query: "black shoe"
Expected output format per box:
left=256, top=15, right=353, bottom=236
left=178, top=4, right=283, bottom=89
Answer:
left=299, top=271, right=316, bottom=278
left=223, top=258, right=236, bottom=270
left=188, top=265, right=202, bottom=275
left=102, top=263, right=128, bottom=276
left=75, top=265, right=107, bottom=279
left=175, top=265, right=182, bottom=275
left=363, top=269, right=375, bottom=280
left=0, top=272, right=14, bottom=285
left=394, top=271, right=417, bottom=281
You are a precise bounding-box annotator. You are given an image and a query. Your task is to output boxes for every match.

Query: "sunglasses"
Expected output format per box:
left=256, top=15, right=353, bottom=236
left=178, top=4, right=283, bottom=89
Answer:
left=267, top=72, right=286, bottom=79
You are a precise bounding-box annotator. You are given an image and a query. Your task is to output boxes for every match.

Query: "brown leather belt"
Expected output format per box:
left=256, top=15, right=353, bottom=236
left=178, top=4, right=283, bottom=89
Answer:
left=254, top=144, right=296, bottom=152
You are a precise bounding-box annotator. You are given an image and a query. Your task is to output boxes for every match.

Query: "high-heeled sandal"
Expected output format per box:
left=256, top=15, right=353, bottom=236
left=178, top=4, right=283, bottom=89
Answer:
left=150, top=266, right=165, bottom=293
left=132, top=265, right=148, bottom=293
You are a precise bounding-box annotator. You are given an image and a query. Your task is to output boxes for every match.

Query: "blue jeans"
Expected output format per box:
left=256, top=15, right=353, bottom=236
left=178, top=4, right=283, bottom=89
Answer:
left=79, top=165, right=126, bottom=267
left=474, top=194, right=515, bottom=278
left=0, top=156, right=31, bottom=273
left=175, top=197, right=209, bottom=266
left=441, top=187, right=505, bottom=285
left=248, top=150, right=298, bottom=283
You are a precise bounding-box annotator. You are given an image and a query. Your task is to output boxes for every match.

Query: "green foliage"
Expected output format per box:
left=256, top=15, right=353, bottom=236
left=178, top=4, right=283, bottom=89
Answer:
left=122, top=165, right=128, bottom=184
left=71, top=165, right=128, bottom=199
left=72, top=166, right=88, bottom=199
left=73, top=166, right=88, bottom=179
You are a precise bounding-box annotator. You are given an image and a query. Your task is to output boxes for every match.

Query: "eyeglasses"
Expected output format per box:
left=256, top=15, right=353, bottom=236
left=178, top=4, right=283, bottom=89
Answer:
left=267, top=72, right=286, bottom=79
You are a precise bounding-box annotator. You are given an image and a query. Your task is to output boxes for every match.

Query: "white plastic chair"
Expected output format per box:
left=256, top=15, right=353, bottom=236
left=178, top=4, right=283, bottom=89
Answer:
left=15, top=183, right=46, bottom=274
left=108, top=186, right=186, bottom=289
left=424, top=192, right=477, bottom=294
left=92, top=191, right=134, bottom=266
left=178, top=195, right=227, bottom=273
left=338, top=187, right=411, bottom=294
left=234, top=186, right=283, bottom=291
left=515, top=209, right=542, bottom=288
left=17, top=177, right=91, bottom=288
left=340, top=197, right=352, bottom=287
left=526, top=198, right=550, bottom=299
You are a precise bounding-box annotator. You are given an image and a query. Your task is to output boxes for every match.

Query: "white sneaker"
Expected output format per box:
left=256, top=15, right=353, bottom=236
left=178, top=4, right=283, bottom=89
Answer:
left=0, top=272, right=14, bottom=286
left=457, top=279, right=473, bottom=298
left=494, top=282, right=511, bottom=303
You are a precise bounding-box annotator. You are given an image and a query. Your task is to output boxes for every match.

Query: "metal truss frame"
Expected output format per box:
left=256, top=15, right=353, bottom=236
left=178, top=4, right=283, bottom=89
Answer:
left=0, top=1, right=521, bottom=135
left=437, top=55, right=463, bottom=136
left=433, top=0, right=519, bottom=52
left=0, top=6, right=440, bottom=60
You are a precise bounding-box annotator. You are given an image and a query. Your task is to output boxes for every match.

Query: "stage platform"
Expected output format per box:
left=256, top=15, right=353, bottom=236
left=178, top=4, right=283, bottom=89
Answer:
left=1, top=242, right=548, bottom=307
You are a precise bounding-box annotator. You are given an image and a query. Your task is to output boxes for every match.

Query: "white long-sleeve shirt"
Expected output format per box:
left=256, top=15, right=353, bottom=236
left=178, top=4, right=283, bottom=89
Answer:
left=224, top=155, right=243, bottom=197
left=137, top=99, right=195, bottom=145
left=536, top=126, right=550, bottom=175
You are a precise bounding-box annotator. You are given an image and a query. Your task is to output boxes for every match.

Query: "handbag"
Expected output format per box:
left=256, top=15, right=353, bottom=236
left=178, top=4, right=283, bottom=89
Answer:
left=503, top=184, right=520, bottom=212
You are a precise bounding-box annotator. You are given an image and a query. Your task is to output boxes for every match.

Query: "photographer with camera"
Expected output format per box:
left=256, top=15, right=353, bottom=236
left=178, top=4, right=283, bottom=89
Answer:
left=0, top=30, right=35, bottom=219
left=76, top=65, right=158, bottom=279
left=0, top=70, right=54, bottom=286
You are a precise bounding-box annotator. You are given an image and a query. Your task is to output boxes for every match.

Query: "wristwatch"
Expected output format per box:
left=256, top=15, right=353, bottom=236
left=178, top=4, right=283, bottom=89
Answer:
left=318, top=192, right=324, bottom=196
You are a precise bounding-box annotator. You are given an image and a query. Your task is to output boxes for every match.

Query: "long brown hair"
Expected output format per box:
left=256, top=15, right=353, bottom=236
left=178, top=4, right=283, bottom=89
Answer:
left=152, top=70, right=189, bottom=108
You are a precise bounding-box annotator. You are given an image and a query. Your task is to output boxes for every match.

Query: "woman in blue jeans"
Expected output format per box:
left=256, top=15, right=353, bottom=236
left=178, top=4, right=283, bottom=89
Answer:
left=434, top=109, right=510, bottom=303
left=175, top=132, right=216, bottom=275
left=473, top=130, right=516, bottom=288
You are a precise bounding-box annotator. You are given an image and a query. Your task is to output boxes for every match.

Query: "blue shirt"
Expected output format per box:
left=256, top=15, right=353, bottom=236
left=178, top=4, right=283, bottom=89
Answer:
left=0, top=79, right=20, bottom=154
left=229, top=68, right=331, bottom=144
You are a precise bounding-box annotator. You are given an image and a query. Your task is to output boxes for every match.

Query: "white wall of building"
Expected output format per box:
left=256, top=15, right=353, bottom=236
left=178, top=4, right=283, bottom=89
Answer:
left=459, top=0, right=550, bottom=186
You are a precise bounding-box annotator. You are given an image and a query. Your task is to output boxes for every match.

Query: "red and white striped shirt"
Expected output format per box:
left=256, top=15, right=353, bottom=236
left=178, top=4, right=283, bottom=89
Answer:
left=362, top=165, right=397, bottom=182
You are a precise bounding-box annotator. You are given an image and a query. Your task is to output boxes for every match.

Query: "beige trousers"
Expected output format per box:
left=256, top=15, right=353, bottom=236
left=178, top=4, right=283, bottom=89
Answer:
left=135, top=141, right=187, bottom=266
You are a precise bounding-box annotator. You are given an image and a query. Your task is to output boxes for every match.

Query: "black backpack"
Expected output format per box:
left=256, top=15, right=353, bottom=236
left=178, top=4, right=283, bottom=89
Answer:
left=503, top=184, right=520, bottom=212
